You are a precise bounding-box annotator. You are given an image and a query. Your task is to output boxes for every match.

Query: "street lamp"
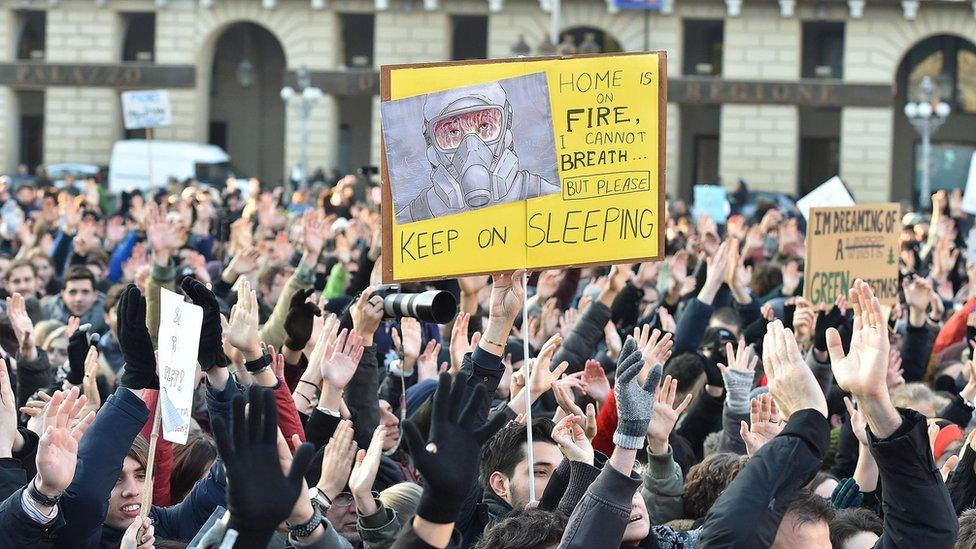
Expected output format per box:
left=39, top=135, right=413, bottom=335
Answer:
left=904, top=75, right=952, bottom=209
left=280, top=66, right=323, bottom=189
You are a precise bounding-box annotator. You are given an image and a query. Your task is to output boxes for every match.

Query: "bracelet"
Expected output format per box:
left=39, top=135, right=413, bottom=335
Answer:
left=287, top=500, right=323, bottom=539
left=298, top=379, right=318, bottom=389
left=244, top=350, right=272, bottom=373
left=296, top=393, right=312, bottom=405
left=482, top=336, right=506, bottom=348
left=28, top=479, right=62, bottom=507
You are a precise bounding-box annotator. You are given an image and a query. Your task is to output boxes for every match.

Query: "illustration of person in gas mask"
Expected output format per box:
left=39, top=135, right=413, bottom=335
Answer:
left=403, top=82, right=560, bottom=223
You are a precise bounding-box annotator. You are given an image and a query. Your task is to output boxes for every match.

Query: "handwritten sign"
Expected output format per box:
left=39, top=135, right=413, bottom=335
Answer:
left=796, top=176, right=855, bottom=219
left=157, top=287, right=202, bottom=445
left=693, top=185, right=730, bottom=224
left=121, top=89, right=172, bottom=129
left=803, top=204, right=901, bottom=307
left=380, top=52, right=665, bottom=282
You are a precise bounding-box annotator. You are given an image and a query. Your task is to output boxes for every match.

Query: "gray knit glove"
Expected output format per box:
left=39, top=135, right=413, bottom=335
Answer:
left=613, top=337, right=663, bottom=449
left=723, top=368, right=754, bottom=414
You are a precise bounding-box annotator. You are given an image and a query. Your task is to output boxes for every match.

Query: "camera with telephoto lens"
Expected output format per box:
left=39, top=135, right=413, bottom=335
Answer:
left=374, top=284, right=457, bottom=324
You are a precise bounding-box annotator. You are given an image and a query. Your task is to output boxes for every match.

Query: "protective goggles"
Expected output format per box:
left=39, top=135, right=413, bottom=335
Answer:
left=430, top=106, right=504, bottom=152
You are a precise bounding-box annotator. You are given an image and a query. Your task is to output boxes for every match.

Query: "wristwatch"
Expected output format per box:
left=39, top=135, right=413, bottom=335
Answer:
left=308, top=487, right=332, bottom=511
left=28, top=479, right=61, bottom=507
left=288, top=502, right=323, bottom=539
left=243, top=349, right=272, bottom=373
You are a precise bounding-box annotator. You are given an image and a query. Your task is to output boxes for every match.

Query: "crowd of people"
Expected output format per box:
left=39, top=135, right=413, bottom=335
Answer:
left=0, top=171, right=973, bottom=548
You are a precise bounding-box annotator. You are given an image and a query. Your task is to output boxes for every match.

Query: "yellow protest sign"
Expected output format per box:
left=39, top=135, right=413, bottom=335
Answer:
left=803, top=204, right=901, bottom=307
left=380, top=52, right=665, bottom=282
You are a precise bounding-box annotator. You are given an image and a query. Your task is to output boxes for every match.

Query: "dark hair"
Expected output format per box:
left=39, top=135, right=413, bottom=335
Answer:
left=170, top=430, right=217, bottom=504
left=783, top=490, right=834, bottom=533
left=830, top=508, right=882, bottom=549
left=479, top=418, right=555, bottom=489
left=682, top=453, right=749, bottom=519
left=257, top=264, right=286, bottom=289
left=750, top=263, right=783, bottom=298
left=85, top=247, right=109, bottom=270
left=475, top=509, right=568, bottom=549
left=3, top=259, right=36, bottom=281
left=104, top=284, right=126, bottom=314
left=664, top=353, right=706, bottom=393
left=711, top=307, right=742, bottom=331
left=63, top=266, right=96, bottom=288
left=957, top=508, right=976, bottom=549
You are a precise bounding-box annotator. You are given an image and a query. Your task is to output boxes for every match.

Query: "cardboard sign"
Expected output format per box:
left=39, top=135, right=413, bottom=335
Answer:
left=121, top=89, right=172, bottom=130
left=796, top=176, right=855, bottom=219
left=157, top=287, right=203, bottom=445
left=803, top=204, right=901, bottom=307
left=961, top=152, right=976, bottom=215
left=380, top=52, right=666, bottom=282
left=693, top=185, right=729, bottom=224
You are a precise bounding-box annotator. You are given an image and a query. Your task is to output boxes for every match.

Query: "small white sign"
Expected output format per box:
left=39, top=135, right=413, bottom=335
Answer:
left=693, top=185, right=730, bottom=224
left=121, top=90, right=172, bottom=130
left=157, top=287, right=202, bottom=445
left=796, top=176, right=855, bottom=219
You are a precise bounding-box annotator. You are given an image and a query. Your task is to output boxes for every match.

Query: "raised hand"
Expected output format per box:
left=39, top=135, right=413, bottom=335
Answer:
left=488, top=270, right=526, bottom=327
left=212, top=386, right=315, bottom=544
left=582, top=359, right=611, bottom=404
left=843, top=397, right=869, bottom=446
left=66, top=324, right=96, bottom=385
left=551, top=415, right=594, bottom=464
left=117, top=285, right=158, bottom=390
left=718, top=340, right=757, bottom=412
left=317, top=419, right=358, bottom=501
left=552, top=378, right=597, bottom=440
left=518, top=334, right=568, bottom=401
left=227, top=278, right=261, bottom=360
left=395, top=317, right=423, bottom=366
left=641, top=328, right=673, bottom=373
left=449, top=312, right=479, bottom=375
left=762, top=319, right=827, bottom=419
left=646, top=374, right=692, bottom=454
left=349, top=425, right=387, bottom=515
left=35, top=387, right=96, bottom=500
left=740, top=393, right=785, bottom=457
left=283, top=288, right=322, bottom=352
left=224, top=247, right=261, bottom=281
left=301, top=210, right=329, bottom=261
left=0, top=362, right=20, bottom=459
left=351, top=286, right=384, bottom=346
left=144, top=202, right=179, bottom=256
left=319, top=329, right=365, bottom=390
left=6, top=293, right=35, bottom=353
left=613, top=337, right=662, bottom=450
left=417, top=340, right=443, bottom=383
left=79, top=346, right=102, bottom=418
left=181, top=277, right=228, bottom=371
left=400, top=373, right=509, bottom=524
left=826, top=280, right=890, bottom=401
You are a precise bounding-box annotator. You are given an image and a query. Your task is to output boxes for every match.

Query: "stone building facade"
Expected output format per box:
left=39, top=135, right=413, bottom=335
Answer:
left=1, top=0, right=975, bottom=204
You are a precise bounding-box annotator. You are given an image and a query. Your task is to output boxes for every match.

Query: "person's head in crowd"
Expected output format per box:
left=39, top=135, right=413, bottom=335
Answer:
left=15, top=182, right=36, bottom=206
left=377, top=398, right=402, bottom=452
left=709, top=309, right=741, bottom=337
left=379, top=482, right=423, bottom=527
left=682, top=452, right=749, bottom=520
left=42, top=325, right=69, bottom=366
left=622, top=489, right=651, bottom=544
left=257, top=264, right=290, bottom=306
left=807, top=472, right=840, bottom=499
left=105, top=436, right=150, bottom=531
left=750, top=263, right=782, bottom=298
left=26, top=248, right=56, bottom=291
left=60, top=266, right=99, bottom=317
left=33, top=319, right=65, bottom=351
left=664, top=353, right=707, bottom=404
left=702, top=431, right=723, bottom=459
left=830, top=508, right=883, bottom=549
left=480, top=418, right=560, bottom=511
left=325, top=492, right=358, bottom=544
left=3, top=259, right=38, bottom=296
left=771, top=490, right=834, bottom=548
left=957, top=508, right=976, bottom=549
left=84, top=248, right=110, bottom=283
left=169, top=430, right=217, bottom=504
left=475, top=509, right=568, bottom=549
left=104, top=284, right=125, bottom=338
left=891, top=382, right=937, bottom=417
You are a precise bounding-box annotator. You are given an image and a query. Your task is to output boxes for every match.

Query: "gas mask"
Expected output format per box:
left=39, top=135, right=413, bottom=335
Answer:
left=424, top=91, right=521, bottom=211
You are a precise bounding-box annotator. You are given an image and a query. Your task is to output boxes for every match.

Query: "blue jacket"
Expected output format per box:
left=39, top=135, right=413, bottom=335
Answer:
left=0, top=487, right=66, bottom=547
left=53, top=379, right=242, bottom=548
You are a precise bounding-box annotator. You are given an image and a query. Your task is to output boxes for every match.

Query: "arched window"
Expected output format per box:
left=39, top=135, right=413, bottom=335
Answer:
left=561, top=27, right=623, bottom=54
left=901, top=35, right=976, bottom=114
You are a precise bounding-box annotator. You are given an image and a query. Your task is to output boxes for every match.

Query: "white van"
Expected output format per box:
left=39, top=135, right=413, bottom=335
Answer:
left=108, top=140, right=236, bottom=192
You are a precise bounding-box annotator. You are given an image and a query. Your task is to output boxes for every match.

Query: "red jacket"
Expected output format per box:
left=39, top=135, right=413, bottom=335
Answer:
left=139, top=389, right=172, bottom=507
left=274, top=377, right=306, bottom=447
left=933, top=296, right=976, bottom=360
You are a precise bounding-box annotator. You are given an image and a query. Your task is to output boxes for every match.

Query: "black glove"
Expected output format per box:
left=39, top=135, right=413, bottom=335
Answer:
left=181, top=277, right=228, bottom=371
left=66, top=326, right=98, bottom=385
left=117, top=284, right=159, bottom=390
left=829, top=478, right=864, bottom=510
left=283, top=288, right=321, bottom=351
left=213, top=385, right=315, bottom=549
left=814, top=306, right=845, bottom=353
left=401, top=372, right=508, bottom=524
